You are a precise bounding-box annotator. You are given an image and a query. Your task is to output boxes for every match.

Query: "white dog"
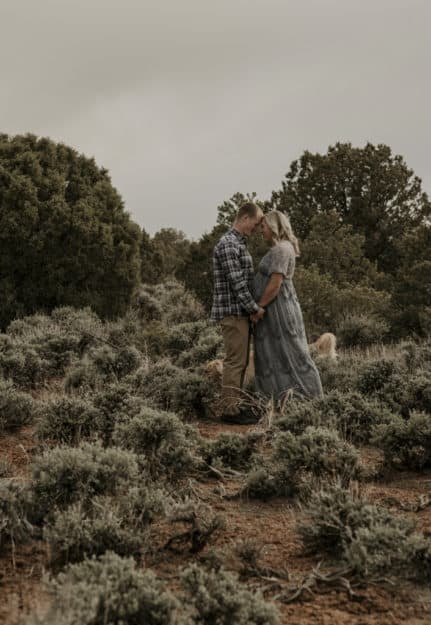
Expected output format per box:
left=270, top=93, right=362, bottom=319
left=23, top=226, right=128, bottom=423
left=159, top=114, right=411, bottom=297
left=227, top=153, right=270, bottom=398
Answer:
left=308, top=332, right=337, bottom=361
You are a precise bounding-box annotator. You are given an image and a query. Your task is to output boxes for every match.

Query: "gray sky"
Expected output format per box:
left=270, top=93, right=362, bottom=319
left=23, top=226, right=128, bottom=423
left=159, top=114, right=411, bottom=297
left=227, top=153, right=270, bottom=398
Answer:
left=1, top=0, right=430, bottom=239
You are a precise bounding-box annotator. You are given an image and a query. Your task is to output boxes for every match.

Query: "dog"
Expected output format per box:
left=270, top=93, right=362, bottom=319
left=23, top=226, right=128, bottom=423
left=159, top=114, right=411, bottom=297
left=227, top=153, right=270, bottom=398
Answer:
left=205, top=349, right=255, bottom=388
left=205, top=332, right=337, bottom=386
left=309, top=332, right=337, bottom=361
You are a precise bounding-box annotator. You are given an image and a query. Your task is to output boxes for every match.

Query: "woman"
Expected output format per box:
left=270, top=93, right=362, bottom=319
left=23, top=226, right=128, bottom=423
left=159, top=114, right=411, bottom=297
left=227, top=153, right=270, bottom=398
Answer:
left=252, top=210, right=323, bottom=402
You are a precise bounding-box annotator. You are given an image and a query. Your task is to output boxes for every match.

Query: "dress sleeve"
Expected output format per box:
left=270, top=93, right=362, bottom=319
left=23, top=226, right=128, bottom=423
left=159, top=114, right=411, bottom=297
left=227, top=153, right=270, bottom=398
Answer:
left=268, top=244, right=291, bottom=276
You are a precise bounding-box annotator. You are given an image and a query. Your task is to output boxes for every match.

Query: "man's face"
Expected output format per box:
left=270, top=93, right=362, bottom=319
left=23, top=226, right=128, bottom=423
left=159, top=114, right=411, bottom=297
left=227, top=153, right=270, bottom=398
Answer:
left=245, top=210, right=264, bottom=236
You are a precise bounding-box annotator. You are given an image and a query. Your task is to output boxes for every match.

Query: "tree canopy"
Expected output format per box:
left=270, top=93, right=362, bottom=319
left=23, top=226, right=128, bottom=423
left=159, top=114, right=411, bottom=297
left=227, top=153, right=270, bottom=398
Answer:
left=272, top=142, right=431, bottom=272
left=0, top=134, right=141, bottom=329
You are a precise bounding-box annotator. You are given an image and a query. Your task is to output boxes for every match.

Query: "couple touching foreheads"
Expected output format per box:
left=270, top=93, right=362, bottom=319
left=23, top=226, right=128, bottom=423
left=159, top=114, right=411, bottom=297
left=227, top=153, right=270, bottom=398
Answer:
left=211, top=202, right=323, bottom=425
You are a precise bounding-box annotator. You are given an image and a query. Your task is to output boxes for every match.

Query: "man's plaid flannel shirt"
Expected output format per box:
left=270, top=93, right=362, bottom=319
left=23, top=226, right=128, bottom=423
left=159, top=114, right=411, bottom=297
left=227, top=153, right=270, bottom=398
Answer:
left=210, top=228, right=259, bottom=322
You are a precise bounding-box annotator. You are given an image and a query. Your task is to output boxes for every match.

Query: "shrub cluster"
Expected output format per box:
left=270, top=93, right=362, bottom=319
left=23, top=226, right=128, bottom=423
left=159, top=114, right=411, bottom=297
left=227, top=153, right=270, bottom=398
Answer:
left=181, top=563, right=278, bottom=625
left=372, top=411, right=431, bottom=470
left=376, top=371, right=431, bottom=416
left=202, top=431, right=262, bottom=471
left=0, top=479, right=33, bottom=551
left=176, top=327, right=223, bottom=368
left=244, top=427, right=361, bottom=500
left=355, top=358, right=397, bottom=395
left=277, top=390, right=393, bottom=445
left=31, top=552, right=178, bottom=625
left=91, top=382, right=149, bottom=445
left=64, top=344, right=143, bottom=392
left=30, top=443, right=140, bottom=522
left=44, top=499, right=143, bottom=567
left=36, top=396, right=102, bottom=445
left=0, top=459, right=12, bottom=478
left=133, top=281, right=205, bottom=327
left=337, top=313, right=389, bottom=348
left=112, top=406, right=200, bottom=480
left=32, top=552, right=279, bottom=625
left=0, top=345, right=51, bottom=389
left=0, top=378, right=35, bottom=433
left=1, top=308, right=103, bottom=388
left=299, top=487, right=431, bottom=582
left=129, top=359, right=216, bottom=417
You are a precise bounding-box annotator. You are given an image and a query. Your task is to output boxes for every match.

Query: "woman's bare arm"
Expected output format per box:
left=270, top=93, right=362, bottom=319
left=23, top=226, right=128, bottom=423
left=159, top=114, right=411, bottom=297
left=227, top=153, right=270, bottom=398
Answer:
left=258, top=273, right=283, bottom=308
left=250, top=273, right=283, bottom=323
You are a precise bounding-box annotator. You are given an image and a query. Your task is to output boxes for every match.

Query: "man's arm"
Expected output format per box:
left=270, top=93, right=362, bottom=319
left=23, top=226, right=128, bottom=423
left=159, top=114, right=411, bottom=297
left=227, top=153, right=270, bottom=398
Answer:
left=218, top=240, right=260, bottom=315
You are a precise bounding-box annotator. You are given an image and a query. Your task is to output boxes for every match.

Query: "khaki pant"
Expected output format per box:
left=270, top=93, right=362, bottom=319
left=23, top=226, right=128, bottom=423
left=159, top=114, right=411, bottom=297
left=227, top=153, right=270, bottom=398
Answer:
left=220, top=315, right=251, bottom=415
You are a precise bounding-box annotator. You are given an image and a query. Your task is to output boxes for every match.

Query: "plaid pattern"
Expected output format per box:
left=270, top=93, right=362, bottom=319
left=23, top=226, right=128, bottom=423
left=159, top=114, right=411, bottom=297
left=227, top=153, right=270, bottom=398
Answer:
left=210, top=228, right=259, bottom=322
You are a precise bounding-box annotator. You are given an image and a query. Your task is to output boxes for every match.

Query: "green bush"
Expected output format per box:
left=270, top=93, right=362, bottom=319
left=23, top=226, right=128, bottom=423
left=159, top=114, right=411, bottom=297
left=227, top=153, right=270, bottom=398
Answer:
left=400, top=339, right=431, bottom=372
left=344, top=525, right=431, bottom=581
left=119, top=484, right=167, bottom=527
left=299, top=486, right=431, bottom=581
left=112, top=407, right=199, bottom=480
left=276, top=390, right=393, bottom=445
left=0, top=347, right=51, bottom=389
left=43, top=500, right=144, bottom=567
left=273, top=427, right=361, bottom=486
left=129, top=360, right=216, bottom=417
left=165, top=499, right=225, bottom=554
left=0, top=134, right=141, bottom=330
left=133, top=285, right=163, bottom=322
left=63, top=361, right=102, bottom=393
left=49, top=306, right=104, bottom=341
left=356, top=359, right=397, bottom=395
left=243, top=468, right=285, bottom=501
left=372, top=411, right=431, bottom=470
left=1, top=308, right=104, bottom=386
left=244, top=427, right=361, bottom=501
left=36, top=396, right=101, bottom=445
left=0, top=479, right=33, bottom=551
left=176, top=328, right=223, bottom=368
left=0, top=378, right=35, bottom=433
left=314, top=356, right=357, bottom=394
left=181, top=564, right=278, bottom=625
left=337, top=313, right=389, bottom=348
left=33, top=552, right=178, bottom=625
left=141, top=321, right=170, bottom=357
left=299, top=487, right=414, bottom=556
left=64, top=345, right=143, bottom=392
left=30, top=443, right=140, bottom=521
left=164, top=321, right=209, bottom=355
left=36, top=334, right=81, bottom=375
left=6, top=314, right=56, bottom=339
left=133, top=281, right=205, bottom=326
left=158, top=280, right=205, bottom=324
left=91, top=382, right=148, bottom=445
left=114, top=346, right=142, bottom=377
left=203, top=432, right=262, bottom=471
left=0, top=459, right=12, bottom=478
left=378, top=371, right=431, bottom=416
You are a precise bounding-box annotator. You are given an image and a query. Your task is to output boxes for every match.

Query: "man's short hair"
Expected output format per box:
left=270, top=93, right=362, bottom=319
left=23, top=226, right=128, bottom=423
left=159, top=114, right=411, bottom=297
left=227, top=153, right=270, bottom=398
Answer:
left=236, top=202, right=259, bottom=220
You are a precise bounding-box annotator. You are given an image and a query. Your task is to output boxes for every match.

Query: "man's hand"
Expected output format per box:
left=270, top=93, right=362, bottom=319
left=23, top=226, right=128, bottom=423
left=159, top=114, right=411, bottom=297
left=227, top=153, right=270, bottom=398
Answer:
left=250, top=306, right=265, bottom=324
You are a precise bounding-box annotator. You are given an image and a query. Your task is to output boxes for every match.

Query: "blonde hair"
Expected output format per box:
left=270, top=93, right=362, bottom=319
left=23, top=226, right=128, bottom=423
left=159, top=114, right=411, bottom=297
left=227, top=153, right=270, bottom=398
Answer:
left=264, top=210, right=300, bottom=256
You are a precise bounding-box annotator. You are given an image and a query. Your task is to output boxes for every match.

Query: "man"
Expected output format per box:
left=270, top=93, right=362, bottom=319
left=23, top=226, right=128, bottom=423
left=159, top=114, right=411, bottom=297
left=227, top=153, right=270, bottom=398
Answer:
left=210, top=202, right=265, bottom=424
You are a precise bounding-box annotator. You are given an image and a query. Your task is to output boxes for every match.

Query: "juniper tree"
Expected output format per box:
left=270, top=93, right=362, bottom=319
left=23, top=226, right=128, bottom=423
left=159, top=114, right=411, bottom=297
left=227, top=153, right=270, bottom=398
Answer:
left=0, top=133, right=141, bottom=328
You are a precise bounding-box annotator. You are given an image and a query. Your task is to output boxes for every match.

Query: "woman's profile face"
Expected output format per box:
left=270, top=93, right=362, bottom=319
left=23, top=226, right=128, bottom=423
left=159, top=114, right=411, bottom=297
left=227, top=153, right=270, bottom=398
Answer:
left=260, top=218, right=273, bottom=241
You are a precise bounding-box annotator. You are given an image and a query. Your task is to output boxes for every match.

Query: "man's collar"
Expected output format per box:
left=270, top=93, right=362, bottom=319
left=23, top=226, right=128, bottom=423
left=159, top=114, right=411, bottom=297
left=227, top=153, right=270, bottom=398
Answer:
left=230, top=227, right=247, bottom=243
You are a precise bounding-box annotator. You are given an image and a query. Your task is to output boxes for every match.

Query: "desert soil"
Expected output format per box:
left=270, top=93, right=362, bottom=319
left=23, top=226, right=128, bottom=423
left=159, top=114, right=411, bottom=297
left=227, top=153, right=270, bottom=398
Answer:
left=1, top=420, right=431, bottom=625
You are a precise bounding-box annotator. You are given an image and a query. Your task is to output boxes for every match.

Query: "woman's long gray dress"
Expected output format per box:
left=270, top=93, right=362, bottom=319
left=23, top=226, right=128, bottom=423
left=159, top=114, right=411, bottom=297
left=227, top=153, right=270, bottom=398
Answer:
left=253, top=241, right=323, bottom=401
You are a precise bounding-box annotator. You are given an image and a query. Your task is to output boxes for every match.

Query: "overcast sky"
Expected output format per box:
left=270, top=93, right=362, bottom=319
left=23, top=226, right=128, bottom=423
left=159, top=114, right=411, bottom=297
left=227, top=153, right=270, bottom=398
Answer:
left=1, top=1, right=430, bottom=239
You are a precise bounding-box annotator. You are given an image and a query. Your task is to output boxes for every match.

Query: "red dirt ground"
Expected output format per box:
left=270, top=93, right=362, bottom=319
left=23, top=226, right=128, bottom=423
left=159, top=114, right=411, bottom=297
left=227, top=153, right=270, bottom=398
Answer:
left=1, top=420, right=431, bottom=625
